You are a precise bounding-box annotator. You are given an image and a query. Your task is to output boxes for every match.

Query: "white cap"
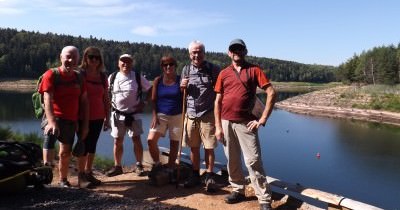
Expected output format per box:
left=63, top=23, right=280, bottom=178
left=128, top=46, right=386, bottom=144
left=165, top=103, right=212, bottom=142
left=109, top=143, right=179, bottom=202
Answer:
left=119, top=54, right=133, bottom=61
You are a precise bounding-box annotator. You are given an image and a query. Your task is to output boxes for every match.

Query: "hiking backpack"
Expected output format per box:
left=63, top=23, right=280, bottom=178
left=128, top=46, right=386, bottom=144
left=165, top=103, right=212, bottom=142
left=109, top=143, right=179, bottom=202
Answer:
left=0, top=141, right=53, bottom=193
left=31, top=68, right=83, bottom=119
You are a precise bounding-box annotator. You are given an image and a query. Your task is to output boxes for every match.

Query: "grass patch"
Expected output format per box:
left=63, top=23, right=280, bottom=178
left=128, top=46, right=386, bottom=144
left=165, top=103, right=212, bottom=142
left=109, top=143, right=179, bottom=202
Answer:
left=93, top=156, right=114, bottom=171
left=341, top=85, right=400, bottom=112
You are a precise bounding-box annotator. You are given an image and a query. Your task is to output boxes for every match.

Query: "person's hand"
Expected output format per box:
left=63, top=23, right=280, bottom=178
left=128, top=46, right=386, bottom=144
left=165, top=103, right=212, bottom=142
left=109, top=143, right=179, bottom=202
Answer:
left=246, top=120, right=262, bottom=131
left=103, top=119, right=111, bottom=131
left=44, top=122, right=59, bottom=137
left=80, top=125, right=89, bottom=140
left=180, top=77, right=189, bottom=89
left=215, top=126, right=224, bottom=144
left=150, top=115, right=159, bottom=129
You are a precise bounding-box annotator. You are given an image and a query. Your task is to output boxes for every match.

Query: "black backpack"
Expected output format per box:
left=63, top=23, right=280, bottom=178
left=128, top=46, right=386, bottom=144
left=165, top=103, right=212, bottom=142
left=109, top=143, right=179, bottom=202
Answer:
left=0, top=141, right=53, bottom=193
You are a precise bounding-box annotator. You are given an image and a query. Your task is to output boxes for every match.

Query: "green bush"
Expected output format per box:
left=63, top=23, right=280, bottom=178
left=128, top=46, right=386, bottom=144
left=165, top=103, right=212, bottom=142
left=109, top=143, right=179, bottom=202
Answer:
left=93, top=155, right=114, bottom=171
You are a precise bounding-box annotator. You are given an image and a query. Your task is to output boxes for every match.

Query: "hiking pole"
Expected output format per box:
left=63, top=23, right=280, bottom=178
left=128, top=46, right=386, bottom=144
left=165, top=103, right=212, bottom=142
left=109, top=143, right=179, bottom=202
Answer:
left=176, top=88, right=187, bottom=188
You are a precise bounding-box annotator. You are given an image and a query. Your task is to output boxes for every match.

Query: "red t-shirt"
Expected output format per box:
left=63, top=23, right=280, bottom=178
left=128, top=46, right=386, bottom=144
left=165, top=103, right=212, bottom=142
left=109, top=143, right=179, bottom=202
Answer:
left=214, top=63, right=270, bottom=122
left=84, top=73, right=108, bottom=120
left=38, top=67, right=86, bottom=121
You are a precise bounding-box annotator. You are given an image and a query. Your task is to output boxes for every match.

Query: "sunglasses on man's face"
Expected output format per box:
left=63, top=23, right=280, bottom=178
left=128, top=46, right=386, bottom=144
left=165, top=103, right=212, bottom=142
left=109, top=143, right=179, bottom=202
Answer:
left=88, top=55, right=101, bottom=60
left=162, top=63, right=175, bottom=67
left=229, top=45, right=246, bottom=53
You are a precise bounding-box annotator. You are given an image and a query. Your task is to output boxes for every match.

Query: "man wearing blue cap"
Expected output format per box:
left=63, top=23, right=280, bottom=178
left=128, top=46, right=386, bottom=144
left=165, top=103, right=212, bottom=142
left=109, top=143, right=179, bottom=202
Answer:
left=214, top=39, right=276, bottom=210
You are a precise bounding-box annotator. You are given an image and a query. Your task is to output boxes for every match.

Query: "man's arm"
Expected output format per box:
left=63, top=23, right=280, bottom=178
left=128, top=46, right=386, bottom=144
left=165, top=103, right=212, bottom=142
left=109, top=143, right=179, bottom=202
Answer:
left=258, top=84, right=276, bottom=126
left=43, top=91, right=58, bottom=136
left=214, top=93, right=224, bottom=143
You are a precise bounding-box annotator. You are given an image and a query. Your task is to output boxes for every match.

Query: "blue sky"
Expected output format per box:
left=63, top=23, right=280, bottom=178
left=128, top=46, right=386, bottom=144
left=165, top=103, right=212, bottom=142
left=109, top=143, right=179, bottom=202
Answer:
left=0, top=0, right=399, bottom=66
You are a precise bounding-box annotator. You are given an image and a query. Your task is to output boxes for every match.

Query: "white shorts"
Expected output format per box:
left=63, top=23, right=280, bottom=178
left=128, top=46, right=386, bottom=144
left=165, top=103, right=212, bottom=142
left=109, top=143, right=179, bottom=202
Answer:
left=149, top=113, right=182, bottom=141
left=110, top=112, right=143, bottom=138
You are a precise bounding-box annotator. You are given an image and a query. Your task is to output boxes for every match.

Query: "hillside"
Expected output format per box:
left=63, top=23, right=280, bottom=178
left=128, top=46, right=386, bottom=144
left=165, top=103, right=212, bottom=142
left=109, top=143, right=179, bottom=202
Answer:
left=0, top=27, right=336, bottom=82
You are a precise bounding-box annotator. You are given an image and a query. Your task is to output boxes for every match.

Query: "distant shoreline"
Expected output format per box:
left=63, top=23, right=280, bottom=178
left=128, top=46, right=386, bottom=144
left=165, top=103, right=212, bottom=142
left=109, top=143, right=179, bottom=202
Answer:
left=276, top=85, right=400, bottom=127
left=276, top=102, right=400, bottom=127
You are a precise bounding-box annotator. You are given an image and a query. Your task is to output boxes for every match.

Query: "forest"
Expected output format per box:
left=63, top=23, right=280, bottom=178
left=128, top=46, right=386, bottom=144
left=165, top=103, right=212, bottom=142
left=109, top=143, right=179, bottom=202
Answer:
left=337, top=44, right=400, bottom=85
left=1, top=27, right=337, bottom=82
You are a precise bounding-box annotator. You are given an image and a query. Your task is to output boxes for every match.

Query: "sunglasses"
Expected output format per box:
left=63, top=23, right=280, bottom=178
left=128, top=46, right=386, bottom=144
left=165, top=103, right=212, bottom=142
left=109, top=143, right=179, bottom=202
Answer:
left=87, top=55, right=101, bottom=60
left=229, top=45, right=246, bottom=52
left=162, top=63, right=175, bottom=67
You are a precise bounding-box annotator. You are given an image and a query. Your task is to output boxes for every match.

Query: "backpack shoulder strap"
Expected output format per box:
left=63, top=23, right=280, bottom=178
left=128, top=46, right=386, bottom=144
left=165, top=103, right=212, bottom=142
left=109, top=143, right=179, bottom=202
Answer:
left=108, top=71, right=118, bottom=95
left=135, top=71, right=142, bottom=100
left=73, top=70, right=83, bottom=90
left=51, top=67, right=60, bottom=86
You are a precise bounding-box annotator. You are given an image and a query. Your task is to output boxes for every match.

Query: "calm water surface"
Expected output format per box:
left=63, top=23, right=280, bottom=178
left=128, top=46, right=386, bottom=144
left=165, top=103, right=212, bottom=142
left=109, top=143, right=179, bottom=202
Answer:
left=0, top=90, right=399, bottom=209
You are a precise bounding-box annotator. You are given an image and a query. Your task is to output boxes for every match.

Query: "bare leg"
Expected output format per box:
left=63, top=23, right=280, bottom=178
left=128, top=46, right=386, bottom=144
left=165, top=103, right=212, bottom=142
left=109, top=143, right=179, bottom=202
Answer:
left=58, top=143, right=71, bottom=180
left=113, top=137, right=124, bottom=166
left=85, top=153, right=95, bottom=173
left=43, top=149, right=55, bottom=165
left=132, top=135, right=143, bottom=163
left=147, top=131, right=161, bottom=163
left=168, top=140, right=179, bottom=168
left=190, top=147, right=200, bottom=171
left=204, top=148, right=215, bottom=173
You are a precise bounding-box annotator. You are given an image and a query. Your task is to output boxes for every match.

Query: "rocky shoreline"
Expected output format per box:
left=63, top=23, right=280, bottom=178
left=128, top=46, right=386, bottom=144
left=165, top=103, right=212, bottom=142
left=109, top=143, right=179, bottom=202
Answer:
left=275, top=86, right=400, bottom=127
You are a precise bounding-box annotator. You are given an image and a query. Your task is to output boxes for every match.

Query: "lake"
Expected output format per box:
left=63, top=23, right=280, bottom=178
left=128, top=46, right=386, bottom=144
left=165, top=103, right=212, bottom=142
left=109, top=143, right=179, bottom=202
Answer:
left=0, top=90, right=399, bottom=209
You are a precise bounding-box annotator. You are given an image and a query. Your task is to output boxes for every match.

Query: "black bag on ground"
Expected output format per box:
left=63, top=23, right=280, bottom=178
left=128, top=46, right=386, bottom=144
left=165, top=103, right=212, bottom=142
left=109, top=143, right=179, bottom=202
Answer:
left=0, top=141, right=53, bottom=193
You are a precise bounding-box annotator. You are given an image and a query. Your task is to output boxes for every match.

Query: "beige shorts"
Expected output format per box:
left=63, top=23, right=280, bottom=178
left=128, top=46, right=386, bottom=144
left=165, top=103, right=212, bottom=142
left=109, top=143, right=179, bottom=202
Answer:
left=183, top=111, right=217, bottom=149
left=149, top=113, right=182, bottom=141
left=110, top=112, right=143, bottom=138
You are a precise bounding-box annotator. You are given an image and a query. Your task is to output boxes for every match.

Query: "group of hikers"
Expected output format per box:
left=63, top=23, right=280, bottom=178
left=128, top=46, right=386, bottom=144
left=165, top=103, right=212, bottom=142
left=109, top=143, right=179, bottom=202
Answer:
left=39, top=38, right=276, bottom=210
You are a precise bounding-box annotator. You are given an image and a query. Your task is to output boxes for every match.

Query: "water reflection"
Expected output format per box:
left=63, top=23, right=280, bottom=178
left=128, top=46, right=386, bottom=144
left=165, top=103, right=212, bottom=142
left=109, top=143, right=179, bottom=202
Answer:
left=0, top=91, right=35, bottom=120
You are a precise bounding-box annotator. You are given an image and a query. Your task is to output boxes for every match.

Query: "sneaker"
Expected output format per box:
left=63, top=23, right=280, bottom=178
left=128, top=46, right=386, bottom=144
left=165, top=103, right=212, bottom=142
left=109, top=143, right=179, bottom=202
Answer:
left=183, top=174, right=201, bottom=188
left=260, top=203, right=272, bottom=210
left=134, top=163, right=145, bottom=176
left=106, top=166, right=123, bottom=177
left=205, top=172, right=217, bottom=192
left=78, top=172, right=92, bottom=188
left=85, top=172, right=101, bottom=186
left=59, top=180, right=71, bottom=188
left=224, top=191, right=246, bottom=204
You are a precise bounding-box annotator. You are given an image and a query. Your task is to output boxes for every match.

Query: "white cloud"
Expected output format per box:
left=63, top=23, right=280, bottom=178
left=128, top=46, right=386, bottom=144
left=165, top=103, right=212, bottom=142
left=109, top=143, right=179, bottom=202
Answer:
left=131, top=26, right=158, bottom=36
left=0, top=7, right=23, bottom=15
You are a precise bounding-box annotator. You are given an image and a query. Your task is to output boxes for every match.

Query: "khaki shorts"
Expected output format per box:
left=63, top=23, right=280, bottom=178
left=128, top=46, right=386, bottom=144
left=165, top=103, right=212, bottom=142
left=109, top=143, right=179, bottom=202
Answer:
left=149, top=113, right=182, bottom=141
left=110, top=112, right=143, bottom=138
left=183, top=111, right=217, bottom=149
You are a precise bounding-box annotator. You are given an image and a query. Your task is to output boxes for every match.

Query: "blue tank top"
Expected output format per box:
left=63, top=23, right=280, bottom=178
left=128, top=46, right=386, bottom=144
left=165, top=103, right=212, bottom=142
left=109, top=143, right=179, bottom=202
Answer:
left=156, top=75, right=182, bottom=115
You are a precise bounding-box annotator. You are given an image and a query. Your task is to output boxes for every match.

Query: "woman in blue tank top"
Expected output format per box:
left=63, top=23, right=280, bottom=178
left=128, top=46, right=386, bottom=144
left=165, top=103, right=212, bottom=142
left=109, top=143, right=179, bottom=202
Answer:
left=147, top=56, right=183, bottom=178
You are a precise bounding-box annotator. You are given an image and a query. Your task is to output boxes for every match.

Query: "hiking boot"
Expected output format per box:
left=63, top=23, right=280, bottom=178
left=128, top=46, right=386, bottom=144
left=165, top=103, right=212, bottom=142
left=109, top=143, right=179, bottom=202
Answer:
left=59, top=180, right=71, bottom=188
left=224, top=191, right=246, bottom=204
left=86, top=172, right=101, bottom=186
left=134, top=163, right=145, bottom=176
left=106, top=166, right=123, bottom=177
left=260, top=203, right=272, bottom=210
left=148, top=162, right=162, bottom=178
left=183, top=174, right=201, bottom=188
left=78, top=172, right=91, bottom=188
left=204, top=172, right=217, bottom=192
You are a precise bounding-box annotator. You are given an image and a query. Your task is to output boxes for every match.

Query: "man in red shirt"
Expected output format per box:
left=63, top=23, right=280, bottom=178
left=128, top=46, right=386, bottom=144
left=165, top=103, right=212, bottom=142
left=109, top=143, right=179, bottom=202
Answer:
left=39, top=46, right=89, bottom=187
left=214, top=39, right=276, bottom=210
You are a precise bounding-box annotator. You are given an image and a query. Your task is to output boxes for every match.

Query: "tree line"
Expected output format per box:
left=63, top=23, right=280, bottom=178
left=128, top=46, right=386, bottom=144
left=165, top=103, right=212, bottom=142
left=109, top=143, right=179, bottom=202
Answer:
left=337, top=44, right=400, bottom=85
left=0, top=27, right=336, bottom=82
